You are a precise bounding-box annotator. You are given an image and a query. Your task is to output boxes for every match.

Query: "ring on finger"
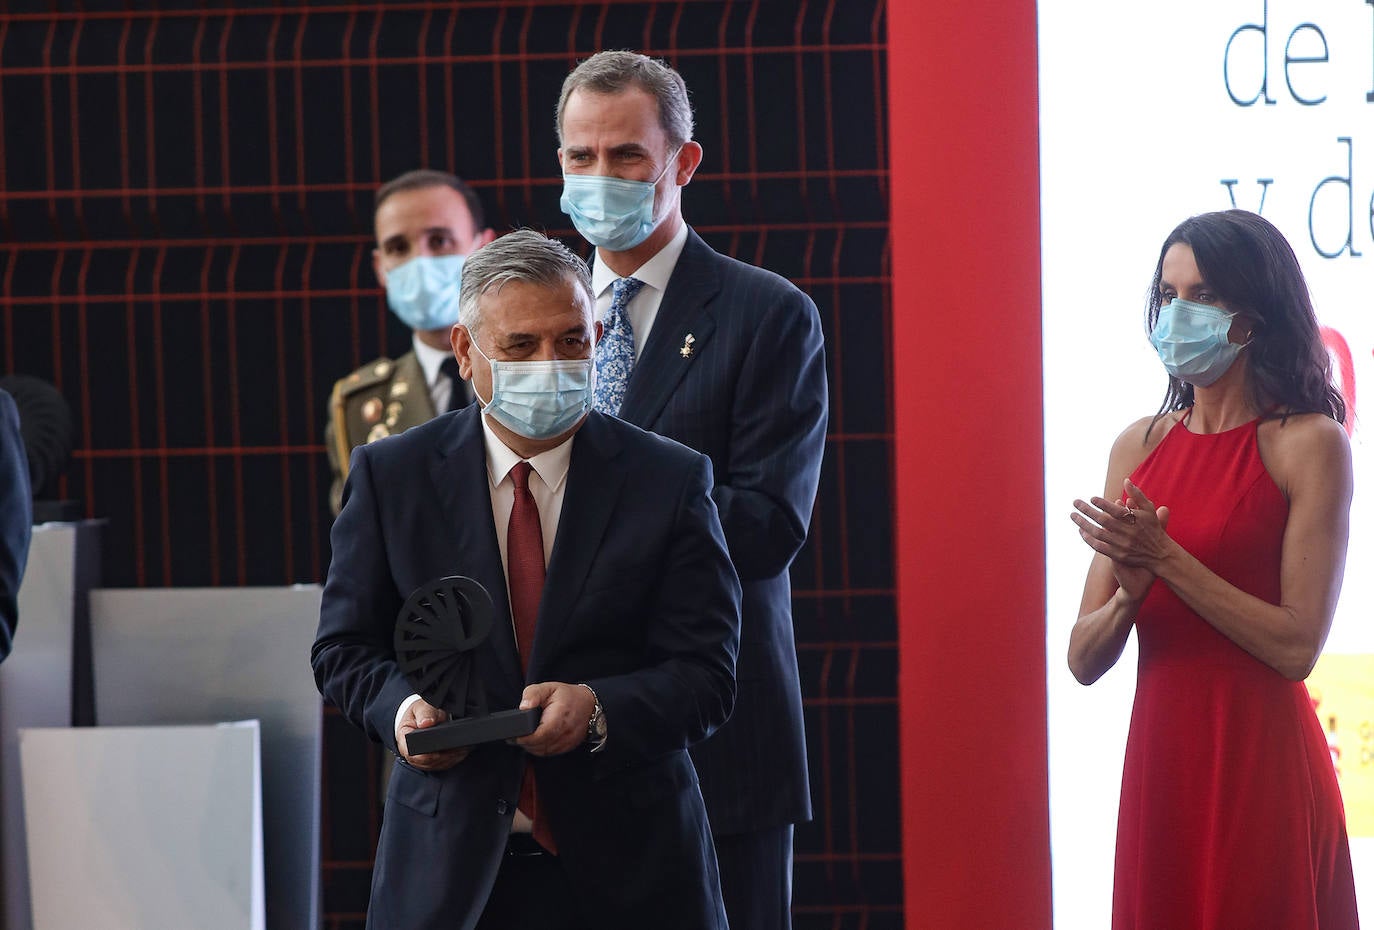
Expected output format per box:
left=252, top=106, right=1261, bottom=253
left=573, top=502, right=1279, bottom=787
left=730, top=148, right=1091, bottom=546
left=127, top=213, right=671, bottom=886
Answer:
left=1120, top=507, right=1137, bottom=525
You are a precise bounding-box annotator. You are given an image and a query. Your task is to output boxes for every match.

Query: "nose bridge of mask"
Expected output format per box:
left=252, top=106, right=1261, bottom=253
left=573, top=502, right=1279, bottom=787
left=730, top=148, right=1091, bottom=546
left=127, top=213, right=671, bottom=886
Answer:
left=562, top=173, right=652, bottom=218
left=561, top=145, right=683, bottom=208
left=471, top=338, right=591, bottom=395
left=390, top=252, right=461, bottom=290
left=1170, top=297, right=1233, bottom=325
left=1153, top=298, right=1230, bottom=339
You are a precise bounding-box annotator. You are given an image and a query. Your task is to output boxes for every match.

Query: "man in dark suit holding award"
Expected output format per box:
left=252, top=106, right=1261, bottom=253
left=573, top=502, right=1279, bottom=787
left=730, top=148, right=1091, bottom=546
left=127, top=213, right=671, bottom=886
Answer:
left=555, top=51, right=828, bottom=929
left=312, top=229, right=741, bottom=929
left=0, top=388, right=31, bottom=662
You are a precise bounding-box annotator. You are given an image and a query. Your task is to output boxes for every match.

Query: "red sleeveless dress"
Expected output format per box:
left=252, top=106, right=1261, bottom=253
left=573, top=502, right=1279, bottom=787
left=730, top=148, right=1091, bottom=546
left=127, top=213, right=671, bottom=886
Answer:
left=1113, top=416, right=1359, bottom=929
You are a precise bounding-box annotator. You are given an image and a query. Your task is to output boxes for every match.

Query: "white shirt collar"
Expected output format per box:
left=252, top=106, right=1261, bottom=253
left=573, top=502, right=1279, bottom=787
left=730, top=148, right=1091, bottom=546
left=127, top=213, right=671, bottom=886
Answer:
left=591, top=222, right=690, bottom=300
left=412, top=334, right=456, bottom=390
left=479, top=412, right=575, bottom=494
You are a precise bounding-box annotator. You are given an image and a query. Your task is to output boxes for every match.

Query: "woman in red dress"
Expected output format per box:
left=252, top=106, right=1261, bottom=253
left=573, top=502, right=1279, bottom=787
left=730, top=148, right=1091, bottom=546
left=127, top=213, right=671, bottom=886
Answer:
left=1067, top=210, right=1359, bottom=929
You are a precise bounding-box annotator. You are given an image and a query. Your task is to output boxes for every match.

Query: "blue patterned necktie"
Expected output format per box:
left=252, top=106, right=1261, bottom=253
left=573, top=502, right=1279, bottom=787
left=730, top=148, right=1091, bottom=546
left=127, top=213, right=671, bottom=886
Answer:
left=592, top=276, right=646, bottom=415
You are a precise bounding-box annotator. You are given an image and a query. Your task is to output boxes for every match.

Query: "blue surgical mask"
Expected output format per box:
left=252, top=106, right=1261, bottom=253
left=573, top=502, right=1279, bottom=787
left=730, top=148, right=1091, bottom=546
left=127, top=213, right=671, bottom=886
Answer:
left=559, top=150, right=680, bottom=251
left=470, top=341, right=594, bottom=440
left=384, top=254, right=466, bottom=331
left=1149, top=298, right=1246, bottom=387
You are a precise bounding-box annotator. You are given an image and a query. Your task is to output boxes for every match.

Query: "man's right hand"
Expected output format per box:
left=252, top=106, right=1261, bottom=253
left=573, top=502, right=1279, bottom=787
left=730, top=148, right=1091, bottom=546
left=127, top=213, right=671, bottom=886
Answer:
left=396, top=697, right=470, bottom=771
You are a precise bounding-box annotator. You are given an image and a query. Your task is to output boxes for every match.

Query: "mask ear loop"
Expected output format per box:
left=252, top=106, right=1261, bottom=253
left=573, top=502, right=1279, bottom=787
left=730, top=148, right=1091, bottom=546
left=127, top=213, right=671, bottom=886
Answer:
left=465, top=334, right=498, bottom=408
left=652, top=147, right=684, bottom=186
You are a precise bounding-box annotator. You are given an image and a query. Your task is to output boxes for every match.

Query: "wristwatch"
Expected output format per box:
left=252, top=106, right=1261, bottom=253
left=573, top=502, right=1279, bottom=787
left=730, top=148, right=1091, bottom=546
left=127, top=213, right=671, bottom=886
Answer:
left=579, top=683, right=607, bottom=750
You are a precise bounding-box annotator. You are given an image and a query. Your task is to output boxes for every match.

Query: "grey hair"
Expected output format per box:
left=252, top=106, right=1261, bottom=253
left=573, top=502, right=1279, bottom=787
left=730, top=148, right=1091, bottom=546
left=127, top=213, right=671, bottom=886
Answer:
left=457, top=230, right=594, bottom=337
left=555, top=50, right=694, bottom=149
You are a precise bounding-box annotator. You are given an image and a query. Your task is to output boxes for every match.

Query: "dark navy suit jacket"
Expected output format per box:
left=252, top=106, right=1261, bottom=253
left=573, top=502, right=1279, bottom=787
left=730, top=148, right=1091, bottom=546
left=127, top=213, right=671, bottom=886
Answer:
left=616, top=228, right=828, bottom=835
left=312, top=406, right=741, bottom=930
left=0, top=390, right=31, bottom=662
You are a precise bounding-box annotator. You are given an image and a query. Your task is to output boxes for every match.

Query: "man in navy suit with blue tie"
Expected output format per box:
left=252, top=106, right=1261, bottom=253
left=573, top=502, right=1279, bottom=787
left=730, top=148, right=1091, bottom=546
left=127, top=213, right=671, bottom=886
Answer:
left=556, top=51, right=829, bottom=930
left=313, top=230, right=742, bottom=929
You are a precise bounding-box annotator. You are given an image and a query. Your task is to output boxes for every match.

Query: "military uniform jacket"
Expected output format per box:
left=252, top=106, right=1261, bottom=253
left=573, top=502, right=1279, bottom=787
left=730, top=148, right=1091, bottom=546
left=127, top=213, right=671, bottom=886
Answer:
left=325, top=351, right=437, bottom=514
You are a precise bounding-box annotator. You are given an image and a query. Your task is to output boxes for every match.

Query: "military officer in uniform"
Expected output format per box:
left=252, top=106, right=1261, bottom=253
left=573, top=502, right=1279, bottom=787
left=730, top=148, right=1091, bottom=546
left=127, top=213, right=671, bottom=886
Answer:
left=326, top=169, right=496, bottom=513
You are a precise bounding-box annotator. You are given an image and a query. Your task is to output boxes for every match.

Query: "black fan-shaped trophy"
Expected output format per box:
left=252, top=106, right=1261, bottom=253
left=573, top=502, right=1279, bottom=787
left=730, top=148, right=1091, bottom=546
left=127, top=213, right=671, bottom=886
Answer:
left=395, top=576, right=540, bottom=754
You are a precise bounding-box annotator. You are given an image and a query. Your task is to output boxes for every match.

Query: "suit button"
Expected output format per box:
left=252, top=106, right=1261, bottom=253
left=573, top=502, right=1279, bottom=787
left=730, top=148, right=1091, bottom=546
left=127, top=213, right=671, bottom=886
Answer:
left=496, top=799, right=509, bottom=815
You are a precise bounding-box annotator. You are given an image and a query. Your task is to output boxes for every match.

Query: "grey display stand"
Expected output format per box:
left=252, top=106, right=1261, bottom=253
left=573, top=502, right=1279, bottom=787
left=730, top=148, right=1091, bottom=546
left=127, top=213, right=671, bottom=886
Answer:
left=90, top=586, right=323, bottom=930
left=0, top=522, right=102, bottom=930
left=19, top=721, right=265, bottom=930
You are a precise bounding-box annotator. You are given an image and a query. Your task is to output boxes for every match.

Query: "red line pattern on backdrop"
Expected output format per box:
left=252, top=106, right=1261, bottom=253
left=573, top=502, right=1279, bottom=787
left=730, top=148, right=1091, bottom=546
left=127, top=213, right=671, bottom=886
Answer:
left=0, top=3, right=893, bottom=927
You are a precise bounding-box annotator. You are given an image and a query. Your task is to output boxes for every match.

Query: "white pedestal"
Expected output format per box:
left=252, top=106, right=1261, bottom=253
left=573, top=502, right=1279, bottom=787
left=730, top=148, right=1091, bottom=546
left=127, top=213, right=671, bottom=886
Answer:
left=19, top=722, right=265, bottom=930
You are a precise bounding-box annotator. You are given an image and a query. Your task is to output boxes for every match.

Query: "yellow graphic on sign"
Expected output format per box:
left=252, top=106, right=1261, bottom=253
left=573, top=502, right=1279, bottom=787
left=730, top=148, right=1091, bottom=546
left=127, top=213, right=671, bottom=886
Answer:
left=1307, top=653, right=1374, bottom=837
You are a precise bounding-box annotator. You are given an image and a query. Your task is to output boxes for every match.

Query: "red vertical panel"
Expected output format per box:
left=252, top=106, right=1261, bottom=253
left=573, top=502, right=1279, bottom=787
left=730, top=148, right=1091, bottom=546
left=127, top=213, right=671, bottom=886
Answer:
left=889, top=3, right=1051, bottom=928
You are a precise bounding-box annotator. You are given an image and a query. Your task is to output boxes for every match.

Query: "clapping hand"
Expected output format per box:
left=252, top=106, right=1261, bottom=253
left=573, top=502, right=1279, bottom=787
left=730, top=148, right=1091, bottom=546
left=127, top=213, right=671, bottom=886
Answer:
left=1071, top=479, right=1172, bottom=605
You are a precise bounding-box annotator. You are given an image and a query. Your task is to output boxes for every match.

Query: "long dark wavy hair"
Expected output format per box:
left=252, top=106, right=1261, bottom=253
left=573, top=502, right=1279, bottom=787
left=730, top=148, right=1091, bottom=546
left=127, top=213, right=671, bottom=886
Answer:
left=1146, top=209, right=1345, bottom=433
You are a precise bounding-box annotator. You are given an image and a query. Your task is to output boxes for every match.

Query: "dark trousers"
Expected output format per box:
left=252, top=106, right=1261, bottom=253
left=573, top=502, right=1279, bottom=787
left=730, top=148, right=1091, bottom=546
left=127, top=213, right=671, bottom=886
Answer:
left=475, top=834, right=589, bottom=930
left=715, top=823, right=795, bottom=930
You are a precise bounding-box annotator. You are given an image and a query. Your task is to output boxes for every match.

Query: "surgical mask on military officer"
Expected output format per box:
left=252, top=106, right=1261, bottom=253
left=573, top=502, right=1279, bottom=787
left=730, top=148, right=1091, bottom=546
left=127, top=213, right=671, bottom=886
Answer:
left=470, top=342, right=595, bottom=440
left=1149, top=297, right=1248, bottom=387
left=385, top=254, right=466, bottom=331
left=559, top=149, right=680, bottom=252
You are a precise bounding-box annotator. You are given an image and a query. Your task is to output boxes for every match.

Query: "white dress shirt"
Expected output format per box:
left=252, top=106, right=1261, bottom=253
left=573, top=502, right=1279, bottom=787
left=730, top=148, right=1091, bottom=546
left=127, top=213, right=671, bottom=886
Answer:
left=591, top=222, right=689, bottom=356
left=412, top=334, right=468, bottom=412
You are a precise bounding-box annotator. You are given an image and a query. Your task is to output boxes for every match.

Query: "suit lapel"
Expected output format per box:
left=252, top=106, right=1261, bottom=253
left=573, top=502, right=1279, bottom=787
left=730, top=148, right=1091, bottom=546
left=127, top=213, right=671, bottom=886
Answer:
left=618, top=227, right=721, bottom=428
left=429, top=407, right=524, bottom=697
left=526, top=413, right=626, bottom=677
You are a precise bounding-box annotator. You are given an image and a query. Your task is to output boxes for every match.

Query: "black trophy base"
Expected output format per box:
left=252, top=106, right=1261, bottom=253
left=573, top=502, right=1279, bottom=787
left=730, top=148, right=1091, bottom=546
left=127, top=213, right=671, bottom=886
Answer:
left=406, top=707, right=542, bottom=754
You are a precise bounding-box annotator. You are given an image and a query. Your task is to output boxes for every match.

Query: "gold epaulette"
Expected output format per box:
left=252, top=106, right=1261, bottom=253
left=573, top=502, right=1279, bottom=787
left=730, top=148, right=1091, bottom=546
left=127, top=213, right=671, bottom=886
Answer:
left=328, top=357, right=401, bottom=482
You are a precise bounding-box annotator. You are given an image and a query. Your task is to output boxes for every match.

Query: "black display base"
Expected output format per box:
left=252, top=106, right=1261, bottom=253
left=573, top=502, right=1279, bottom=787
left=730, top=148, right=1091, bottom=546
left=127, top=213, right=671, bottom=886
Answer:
left=405, top=707, right=541, bottom=754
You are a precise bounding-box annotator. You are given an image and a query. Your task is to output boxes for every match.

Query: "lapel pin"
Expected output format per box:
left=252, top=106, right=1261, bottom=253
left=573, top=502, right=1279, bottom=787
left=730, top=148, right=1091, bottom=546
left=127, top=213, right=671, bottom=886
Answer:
left=679, top=333, right=696, bottom=358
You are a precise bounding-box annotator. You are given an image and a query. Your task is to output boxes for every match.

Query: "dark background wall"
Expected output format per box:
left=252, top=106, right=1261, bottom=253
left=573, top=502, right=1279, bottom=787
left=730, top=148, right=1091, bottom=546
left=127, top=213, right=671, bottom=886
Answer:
left=0, top=2, right=895, bottom=926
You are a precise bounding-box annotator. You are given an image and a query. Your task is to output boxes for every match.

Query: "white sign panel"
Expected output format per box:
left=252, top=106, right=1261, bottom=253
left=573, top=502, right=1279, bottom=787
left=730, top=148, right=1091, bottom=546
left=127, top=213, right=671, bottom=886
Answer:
left=1041, top=2, right=1374, bottom=927
left=19, top=722, right=265, bottom=930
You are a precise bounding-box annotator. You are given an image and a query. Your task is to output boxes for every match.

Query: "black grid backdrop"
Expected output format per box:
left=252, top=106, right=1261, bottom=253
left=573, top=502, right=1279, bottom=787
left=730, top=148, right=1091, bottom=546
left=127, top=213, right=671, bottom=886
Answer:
left=0, top=2, right=896, bottom=926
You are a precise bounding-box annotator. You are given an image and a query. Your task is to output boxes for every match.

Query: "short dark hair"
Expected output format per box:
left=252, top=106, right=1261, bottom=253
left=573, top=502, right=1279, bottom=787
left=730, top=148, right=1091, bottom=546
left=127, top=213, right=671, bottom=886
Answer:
left=373, top=169, right=486, bottom=232
left=1147, top=209, right=1345, bottom=429
left=555, top=50, right=694, bottom=149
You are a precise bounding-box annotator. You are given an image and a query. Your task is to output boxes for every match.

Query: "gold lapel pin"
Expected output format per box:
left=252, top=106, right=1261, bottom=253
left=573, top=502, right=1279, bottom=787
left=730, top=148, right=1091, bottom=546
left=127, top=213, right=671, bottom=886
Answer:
left=679, top=333, right=696, bottom=358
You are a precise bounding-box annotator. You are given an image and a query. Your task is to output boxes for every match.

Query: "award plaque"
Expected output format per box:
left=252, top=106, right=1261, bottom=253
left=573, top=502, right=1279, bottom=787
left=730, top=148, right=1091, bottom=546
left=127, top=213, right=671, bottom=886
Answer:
left=394, top=576, right=540, bottom=754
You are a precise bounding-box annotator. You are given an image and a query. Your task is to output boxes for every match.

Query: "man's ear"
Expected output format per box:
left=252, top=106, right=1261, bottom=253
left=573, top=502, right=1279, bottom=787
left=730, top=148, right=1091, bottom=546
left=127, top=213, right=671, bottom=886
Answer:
left=473, top=228, right=497, bottom=249
left=674, top=141, right=704, bottom=186
left=451, top=325, right=475, bottom=380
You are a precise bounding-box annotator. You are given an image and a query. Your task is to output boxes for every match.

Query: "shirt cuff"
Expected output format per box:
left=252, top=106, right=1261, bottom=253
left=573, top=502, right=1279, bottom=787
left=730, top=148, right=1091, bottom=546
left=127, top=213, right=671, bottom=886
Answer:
left=394, top=693, right=424, bottom=749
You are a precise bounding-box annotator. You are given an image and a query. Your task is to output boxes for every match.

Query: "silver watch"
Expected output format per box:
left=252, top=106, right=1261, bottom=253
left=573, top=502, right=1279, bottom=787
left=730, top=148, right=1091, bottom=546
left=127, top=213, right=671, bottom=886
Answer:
left=579, top=683, right=607, bottom=747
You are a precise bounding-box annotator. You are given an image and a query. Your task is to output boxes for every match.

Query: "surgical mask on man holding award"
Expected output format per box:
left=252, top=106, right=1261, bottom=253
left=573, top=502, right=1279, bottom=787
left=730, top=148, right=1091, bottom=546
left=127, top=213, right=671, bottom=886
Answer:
left=469, top=341, right=595, bottom=440
left=385, top=254, right=467, bottom=331
left=559, top=149, right=681, bottom=251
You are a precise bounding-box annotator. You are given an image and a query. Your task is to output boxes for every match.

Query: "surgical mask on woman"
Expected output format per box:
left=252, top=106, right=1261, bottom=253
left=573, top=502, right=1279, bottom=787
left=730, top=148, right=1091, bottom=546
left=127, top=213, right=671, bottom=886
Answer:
left=1149, top=298, right=1248, bottom=387
left=470, top=341, right=594, bottom=440
left=384, top=254, right=466, bottom=331
left=559, top=150, right=680, bottom=251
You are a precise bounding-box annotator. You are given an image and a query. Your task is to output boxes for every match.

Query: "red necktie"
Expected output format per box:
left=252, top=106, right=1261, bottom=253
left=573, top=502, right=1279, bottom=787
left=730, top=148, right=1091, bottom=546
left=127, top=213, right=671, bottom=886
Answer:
left=507, top=462, right=555, bottom=852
